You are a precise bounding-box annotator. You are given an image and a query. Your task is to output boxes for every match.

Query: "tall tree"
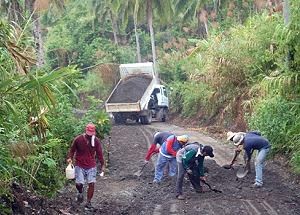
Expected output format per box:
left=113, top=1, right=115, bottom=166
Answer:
left=88, top=0, right=121, bottom=45
left=123, top=0, right=142, bottom=62
left=133, top=0, right=141, bottom=62
left=175, top=0, right=209, bottom=38
left=24, top=0, right=65, bottom=67
left=145, top=0, right=173, bottom=77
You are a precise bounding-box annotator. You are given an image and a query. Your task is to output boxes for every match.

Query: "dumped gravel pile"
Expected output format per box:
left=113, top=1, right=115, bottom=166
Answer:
left=108, top=75, right=152, bottom=103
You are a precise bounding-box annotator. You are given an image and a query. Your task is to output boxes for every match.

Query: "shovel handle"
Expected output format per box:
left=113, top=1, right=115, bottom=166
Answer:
left=200, top=179, right=222, bottom=193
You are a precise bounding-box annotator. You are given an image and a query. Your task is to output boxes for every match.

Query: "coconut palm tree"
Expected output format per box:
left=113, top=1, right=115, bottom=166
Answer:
left=175, top=0, right=210, bottom=38
left=119, top=0, right=142, bottom=62
left=88, top=0, right=121, bottom=45
left=145, top=0, right=173, bottom=76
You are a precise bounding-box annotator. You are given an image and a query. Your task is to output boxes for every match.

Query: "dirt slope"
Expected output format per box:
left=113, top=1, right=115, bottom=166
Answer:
left=25, top=123, right=300, bottom=215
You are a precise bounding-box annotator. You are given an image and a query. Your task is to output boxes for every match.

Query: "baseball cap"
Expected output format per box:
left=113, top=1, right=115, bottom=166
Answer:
left=85, top=123, right=96, bottom=136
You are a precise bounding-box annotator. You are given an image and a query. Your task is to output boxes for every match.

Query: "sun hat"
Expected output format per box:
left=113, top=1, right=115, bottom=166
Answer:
left=232, top=133, right=244, bottom=146
left=85, top=123, right=96, bottom=136
left=177, top=135, right=189, bottom=143
left=227, top=131, right=236, bottom=141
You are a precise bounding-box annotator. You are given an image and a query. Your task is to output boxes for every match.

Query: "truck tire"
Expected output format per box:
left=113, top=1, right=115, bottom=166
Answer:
left=114, top=113, right=126, bottom=124
left=145, top=111, right=152, bottom=124
left=140, top=111, right=152, bottom=125
left=162, top=108, right=167, bottom=122
left=157, top=108, right=167, bottom=122
left=161, top=109, right=167, bottom=122
left=140, top=116, right=145, bottom=124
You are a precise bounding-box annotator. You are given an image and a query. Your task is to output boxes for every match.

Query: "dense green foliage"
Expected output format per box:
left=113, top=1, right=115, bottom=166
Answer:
left=0, top=3, right=112, bottom=212
left=1, top=0, right=299, bottom=212
left=45, top=0, right=137, bottom=69
left=163, top=1, right=300, bottom=171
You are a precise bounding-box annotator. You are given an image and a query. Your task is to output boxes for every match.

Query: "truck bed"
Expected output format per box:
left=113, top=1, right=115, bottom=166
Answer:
left=107, top=75, right=152, bottom=103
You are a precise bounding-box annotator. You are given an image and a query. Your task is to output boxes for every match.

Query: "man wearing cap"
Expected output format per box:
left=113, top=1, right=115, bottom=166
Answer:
left=153, top=134, right=189, bottom=184
left=144, top=131, right=173, bottom=162
left=67, top=123, right=105, bottom=209
left=226, top=131, right=270, bottom=188
left=177, top=144, right=214, bottom=199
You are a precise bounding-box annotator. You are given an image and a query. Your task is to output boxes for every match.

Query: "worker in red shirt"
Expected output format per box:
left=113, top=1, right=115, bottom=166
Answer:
left=144, top=131, right=173, bottom=162
left=67, top=123, right=105, bottom=209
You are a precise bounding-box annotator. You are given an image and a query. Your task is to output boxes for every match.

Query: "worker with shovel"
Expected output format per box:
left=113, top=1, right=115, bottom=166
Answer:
left=226, top=131, right=270, bottom=188
left=135, top=131, right=173, bottom=177
left=67, top=123, right=105, bottom=209
left=153, top=134, right=189, bottom=184
left=176, top=144, right=214, bottom=200
left=144, top=131, right=173, bottom=162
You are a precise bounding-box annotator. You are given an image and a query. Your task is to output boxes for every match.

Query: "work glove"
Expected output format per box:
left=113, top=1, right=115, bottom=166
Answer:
left=200, top=176, right=207, bottom=182
left=186, top=168, right=192, bottom=175
left=144, top=160, right=149, bottom=164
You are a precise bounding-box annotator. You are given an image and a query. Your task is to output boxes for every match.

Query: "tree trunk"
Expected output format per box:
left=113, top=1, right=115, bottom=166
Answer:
left=198, top=9, right=208, bottom=39
left=134, top=17, right=142, bottom=62
left=29, top=0, right=45, bottom=67
left=134, top=0, right=141, bottom=63
left=283, top=0, right=290, bottom=25
left=110, top=11, right=119, bottom=45
left=283, top=0, right=291, bottom=68
left=146, top=0, right=157, bottom=79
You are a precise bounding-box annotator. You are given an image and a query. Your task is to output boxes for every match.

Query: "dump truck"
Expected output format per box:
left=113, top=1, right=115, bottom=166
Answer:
left=105, top=62, right=169, bottom=124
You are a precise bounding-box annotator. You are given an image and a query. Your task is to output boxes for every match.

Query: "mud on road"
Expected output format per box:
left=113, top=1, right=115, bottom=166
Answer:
left=42, top=123, right=299, bottom=215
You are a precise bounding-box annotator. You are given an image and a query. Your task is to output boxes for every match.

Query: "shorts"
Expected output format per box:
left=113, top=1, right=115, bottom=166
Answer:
left=75, top=166, right=97, bottom=184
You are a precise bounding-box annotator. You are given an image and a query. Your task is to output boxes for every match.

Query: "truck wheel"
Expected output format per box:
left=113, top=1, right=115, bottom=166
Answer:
left=144, top=111, right=152, bottom=124
left=114, top=113, right=126, bottom=124
left=140, top=117, right=145, bottom=124
left=161, top=108, right=167, bottom=122
left=157, top=108, right=167, bottom=122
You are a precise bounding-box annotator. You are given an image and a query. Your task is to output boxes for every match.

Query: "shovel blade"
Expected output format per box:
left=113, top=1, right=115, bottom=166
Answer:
left=236, top=167, right=249, bottom=178
left=134, top=163, right=148, bottom=177
left=134, top=171, right=142, bottom=177
left=222, top=164, right=233, bottom=170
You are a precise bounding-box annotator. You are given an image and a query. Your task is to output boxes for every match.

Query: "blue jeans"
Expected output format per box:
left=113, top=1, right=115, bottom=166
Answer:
left=154, top=153, right=177, bottom=182
left=255, top=148, right=270, bottom=185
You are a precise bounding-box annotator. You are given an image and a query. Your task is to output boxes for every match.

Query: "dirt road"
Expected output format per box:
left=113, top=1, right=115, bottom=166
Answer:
left=54, top=122, right=299, bottom=215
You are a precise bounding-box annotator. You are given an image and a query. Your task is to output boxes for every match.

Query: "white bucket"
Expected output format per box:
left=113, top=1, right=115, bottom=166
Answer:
left=65, top=163, right=75, bottom=179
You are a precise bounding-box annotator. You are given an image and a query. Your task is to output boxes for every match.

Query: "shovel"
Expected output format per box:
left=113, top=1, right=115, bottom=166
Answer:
left=200, top=179, right=222, bottom=193
left=134, top=162, right=148, bottom=177
left=236, top=166, right=249, bottom=178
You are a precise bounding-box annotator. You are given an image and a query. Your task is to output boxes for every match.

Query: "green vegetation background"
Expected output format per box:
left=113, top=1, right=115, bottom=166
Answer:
left=0, top=0, right=299, bottom=213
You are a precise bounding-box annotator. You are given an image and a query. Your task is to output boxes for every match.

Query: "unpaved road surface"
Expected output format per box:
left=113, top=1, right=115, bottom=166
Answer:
left=49, top=123, right=299, bottom=215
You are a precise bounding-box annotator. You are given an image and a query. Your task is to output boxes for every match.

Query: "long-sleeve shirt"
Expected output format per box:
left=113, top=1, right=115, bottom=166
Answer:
left=160, top=135, right=182, bottom=158
left=176, top=143, right=201, bottom=163
left=67, top=134, right=104, bottom=169
left=145, top=132, right=173, bottom=161
left=182, top=149, right=205, bottom=177
left=243, top=133, right=270, bottom=160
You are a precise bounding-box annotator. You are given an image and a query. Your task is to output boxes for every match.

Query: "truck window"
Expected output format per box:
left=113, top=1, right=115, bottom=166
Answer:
left=161, top=87, right=167, bottom=97
left=153, top=88, right=160, bottom=94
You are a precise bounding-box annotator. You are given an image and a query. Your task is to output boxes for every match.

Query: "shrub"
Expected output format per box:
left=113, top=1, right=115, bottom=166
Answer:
left=248, top=96, right=300, bottom=170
